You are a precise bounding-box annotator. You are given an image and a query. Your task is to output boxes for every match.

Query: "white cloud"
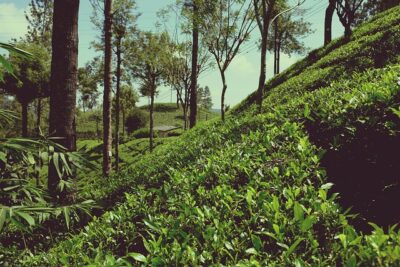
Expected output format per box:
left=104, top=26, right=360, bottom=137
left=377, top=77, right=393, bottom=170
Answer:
left=230, top=54, right=258, bottom=75
left=0, top=3, right=28, bottom=42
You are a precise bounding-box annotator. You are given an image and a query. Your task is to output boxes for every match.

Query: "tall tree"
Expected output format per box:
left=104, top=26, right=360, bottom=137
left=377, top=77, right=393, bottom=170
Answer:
left=325, top=0, right=337, bottom=45
left=78, top=63, right=101, bottom=112
left=24, top=0, right=53, bottom=135
left=197, top=85, right=213, bottom=110
left=268, top=7, right=312, bottom=75
left=0, top=43, right=50, bottom=137
left=336, top=0, right=364, bottom=38
left=48, top=0, right=79, bottom=201
left=253, top=0, right=304, bottom=113
left=187, top=0, right=199, bottom=128
left=25, top=0, right=53, bottom=49
left=103, top=0, right=113, bottom=176
left=112, top=0, right=137, bottom=171
left=126, top=32, right=173, bottom=151
left=203, top=0, right=255, bottom=120
left=165, top=41, right=211, bottom=129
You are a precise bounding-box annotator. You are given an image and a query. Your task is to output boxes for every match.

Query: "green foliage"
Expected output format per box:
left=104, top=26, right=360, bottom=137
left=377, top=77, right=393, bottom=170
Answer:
left=125, top=108, right=147, bottom=134
left=131, top=127, right=157, bottom=139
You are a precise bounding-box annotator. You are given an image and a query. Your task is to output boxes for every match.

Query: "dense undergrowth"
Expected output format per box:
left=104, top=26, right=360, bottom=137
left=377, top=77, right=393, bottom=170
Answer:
left=3, top=6, right=400, bottom=266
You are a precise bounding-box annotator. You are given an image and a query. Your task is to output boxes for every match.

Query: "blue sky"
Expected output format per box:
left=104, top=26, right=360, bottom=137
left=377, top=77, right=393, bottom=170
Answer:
left=0, top=0, right=343, bottom=108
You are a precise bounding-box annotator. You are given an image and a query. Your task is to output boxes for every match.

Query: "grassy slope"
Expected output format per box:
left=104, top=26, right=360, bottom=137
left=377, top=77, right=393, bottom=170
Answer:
left=16, top=6, right=400, bottom=266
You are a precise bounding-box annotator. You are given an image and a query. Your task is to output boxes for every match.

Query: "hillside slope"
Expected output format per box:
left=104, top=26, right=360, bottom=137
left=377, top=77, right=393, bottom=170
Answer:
left=15, top=6, right=400, bottom=266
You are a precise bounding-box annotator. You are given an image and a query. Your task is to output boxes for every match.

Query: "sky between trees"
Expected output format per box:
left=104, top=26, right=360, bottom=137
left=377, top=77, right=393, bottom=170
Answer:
left=0, top=0, right=343, bottom=108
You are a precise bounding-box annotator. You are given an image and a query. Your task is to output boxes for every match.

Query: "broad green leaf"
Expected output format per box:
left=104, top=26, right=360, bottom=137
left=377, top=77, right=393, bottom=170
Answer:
left=63, top=207, right=70, bottom=229
left=251, top=234, right=263, bottom=252
left=300, top=215, right=316, bottom=232
left=293, top=202, right=304, bottom=221
left=16, top=211, right=35, bottom=226
left=0, top=208, right=7, bottom=232
left=128, top=252, right=147, bottom=263
left=286, top=238, right=304, bottom=256
left=321, top=183, right=334, bottom=190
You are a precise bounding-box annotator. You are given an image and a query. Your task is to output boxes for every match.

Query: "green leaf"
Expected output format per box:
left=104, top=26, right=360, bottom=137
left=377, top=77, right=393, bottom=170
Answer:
left=300, top=215, right=316, bottom=232
left=53, top=152, right=63, bottom=178
left=0, top=208, right=7, bottom=232
left=251, top=234, right=263, bottom=252
left=321, top=183, right=334, bottom=190
left=63, top=207, right=70, bottom=229
left=293, top=202, right=304, bottom=221
left=346, top=254, right=357, bottom=267
left=245, top=248, right=258, bottom=255
left=286, top=238, right=304, bottom=256
left=16, top=211, right=35, bottom=226
left=128, top=252, right=147, bottom=263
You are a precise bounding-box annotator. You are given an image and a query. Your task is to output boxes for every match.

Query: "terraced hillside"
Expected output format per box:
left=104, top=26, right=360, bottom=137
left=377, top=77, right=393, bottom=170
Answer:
left=12, top=6, right=400, bottom=266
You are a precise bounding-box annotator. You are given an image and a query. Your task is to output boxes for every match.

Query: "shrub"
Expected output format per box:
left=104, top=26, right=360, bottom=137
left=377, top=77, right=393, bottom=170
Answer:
left=132, top=127, right=157, bottom=139
left=125, top=108, right=147, bottom=134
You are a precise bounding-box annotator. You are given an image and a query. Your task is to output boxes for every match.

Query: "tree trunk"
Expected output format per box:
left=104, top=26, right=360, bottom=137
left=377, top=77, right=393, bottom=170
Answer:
left=324, top=0, right=336, bottom=46
left=21, top=101, right=28, bottom=137
left=277, top=38, right=281, bottom=74
left=149, top=89, right=155, bottom=152
left=115, top=40, right=121, bottom=172
left=220, top=70, right=227, bottom=121
left=36, top=98, right=42, bottom=136
left=189, top=1, right=199, bottom=129
left=344, top=24, right=352, bottom=38
left=256, top=27, right=268, bottom=114
left=122, top=108, right=125, bottom=137
left=103, top=0, right=113, bottom=176
left=273, top=19, right=278, bottom=75
left=48, top=0, right=79, bottom=202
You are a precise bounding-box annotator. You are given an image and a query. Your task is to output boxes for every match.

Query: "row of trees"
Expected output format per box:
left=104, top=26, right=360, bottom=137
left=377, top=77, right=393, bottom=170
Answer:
left=324, top=0, right=400, bottom=45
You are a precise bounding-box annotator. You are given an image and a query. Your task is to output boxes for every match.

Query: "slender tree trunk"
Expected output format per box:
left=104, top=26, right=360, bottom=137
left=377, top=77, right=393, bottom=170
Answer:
left=149, top=89, right=155, bottom=152
left=325, top=0, right=336, bottom=45
left=48, top=0, right=79, bottom=202
left=122, top=108, right=125, bottom=137
left=220, top=70, right=227, bottom=121
left=115, top=40, right=121, bottom=172
left=36, top=98, right=41, bottom=136
left=273, top=19, right=278, bottom=75
left=277, top=39, right=281, bottom=74
left=103, top=0, right=113, bottom=176
left=189, top=1, right=199, bottom=129
left=21, top=101, right=28, bottom=137
left=344, top=23, right=352, bottom=38
left=256, top=28, right=268, bottom=114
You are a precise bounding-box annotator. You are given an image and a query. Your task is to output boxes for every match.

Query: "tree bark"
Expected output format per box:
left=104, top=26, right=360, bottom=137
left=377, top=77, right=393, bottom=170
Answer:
left=256, top=27, right=268, bottom=114
left=325, top=0, right=336, bottom=46
left=189, top=1, right=199, bottom=129
left=36, top=98, right=41, bottom=136
left=220, top=70, right=227, bottom=121
left=122, top=107, right=125, bottom=137
left=103, top=0, right=113, bottom=176
left=277, top=37, right=281, bottom=74
left=48, top=0, right=79, bottom=202
left=273, top=19, right=278, bottom=75
left=149, top=88, right=155, bottom=152
left=21, top=101, right=28, bottom=137
left=115, top=39, right=121, bottom=172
